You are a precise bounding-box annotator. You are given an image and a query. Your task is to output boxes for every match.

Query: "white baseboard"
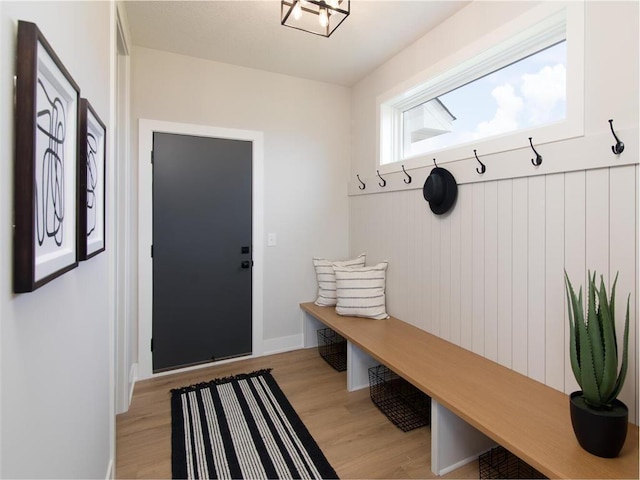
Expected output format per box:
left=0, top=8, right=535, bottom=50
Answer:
left=262, top=334, right=303, bottom=356
left=105, top=458, right=114, bottom=480
left=128, top=363, right=138, bottom=407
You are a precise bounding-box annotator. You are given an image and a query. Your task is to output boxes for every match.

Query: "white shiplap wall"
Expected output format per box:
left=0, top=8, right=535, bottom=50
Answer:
left=349, top=164, right=638, bottom=424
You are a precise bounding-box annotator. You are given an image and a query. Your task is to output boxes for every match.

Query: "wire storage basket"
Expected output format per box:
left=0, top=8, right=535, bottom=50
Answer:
left=479, top=446, right=547, bottom=479
left=317, top=327, right=347, bottom=372
left=368, top=365, right=431, bottom=432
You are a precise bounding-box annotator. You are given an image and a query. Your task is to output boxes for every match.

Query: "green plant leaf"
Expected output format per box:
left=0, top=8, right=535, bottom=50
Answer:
left=565, top=271, right=582, bottom=387
left=610, top=272, right=619, bottom=353
left=578, top=317, right=601, bottom=406
left=577, top=288, right=583, bottom=372
left=576, top=274, right=601, bottom=406
left=567, top=273, right=601, bottom=406
left=607, top=294, right=630, bottom=404
left=598, top=275, right=618, bottom=402
left=587, top=271, right=604, bottom=389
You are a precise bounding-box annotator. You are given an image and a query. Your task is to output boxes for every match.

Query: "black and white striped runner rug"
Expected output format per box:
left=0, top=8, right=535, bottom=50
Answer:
left=171, top=369, right=338, bottom=479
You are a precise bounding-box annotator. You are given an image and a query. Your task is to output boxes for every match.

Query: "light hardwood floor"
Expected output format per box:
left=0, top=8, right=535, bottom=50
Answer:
left=116, top=348, right=479, bottom=479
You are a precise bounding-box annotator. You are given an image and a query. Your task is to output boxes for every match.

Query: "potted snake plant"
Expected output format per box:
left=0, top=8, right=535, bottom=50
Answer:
left=565, top=270, right=630, bottom=458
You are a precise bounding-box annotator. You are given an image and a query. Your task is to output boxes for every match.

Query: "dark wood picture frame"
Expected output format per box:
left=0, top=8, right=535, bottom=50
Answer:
left=78, top=99, right=106, bottom=260
left=14, top=21, right=81, bottom=293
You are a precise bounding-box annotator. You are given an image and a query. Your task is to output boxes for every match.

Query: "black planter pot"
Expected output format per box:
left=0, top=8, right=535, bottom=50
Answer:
left=569, top=391, right=628, bottom=458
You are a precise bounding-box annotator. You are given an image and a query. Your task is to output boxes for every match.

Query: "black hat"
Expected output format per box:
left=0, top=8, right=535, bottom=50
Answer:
left=423, top=167, right=458, bottom=215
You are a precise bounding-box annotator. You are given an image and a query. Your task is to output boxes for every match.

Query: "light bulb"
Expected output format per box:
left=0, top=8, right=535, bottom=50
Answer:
left=319, top=7, right=329, bottom=27
left=292, top=0, right=302, bottom=20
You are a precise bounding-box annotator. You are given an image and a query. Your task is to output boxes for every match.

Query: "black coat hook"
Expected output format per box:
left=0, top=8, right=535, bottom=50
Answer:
left=433, top=158, right=438, bottom=168
left=357, top=174, right=365, bottom=190
left=529, top=137, right=542, bottom=166
left=401, top=165, right=412, bottom=184
left=474, top=149, right=486, bottom=174
left=377, top=170, right=387, bottom=187
left=609, top=119, right=624, bottom=155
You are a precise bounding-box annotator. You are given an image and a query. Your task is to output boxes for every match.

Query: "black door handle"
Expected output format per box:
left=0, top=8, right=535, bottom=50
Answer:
left=241, top=261, right=252, bottom=269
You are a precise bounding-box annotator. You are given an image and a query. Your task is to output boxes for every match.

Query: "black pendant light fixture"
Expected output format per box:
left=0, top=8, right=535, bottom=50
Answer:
left=281, top=0, right=350, bottom=37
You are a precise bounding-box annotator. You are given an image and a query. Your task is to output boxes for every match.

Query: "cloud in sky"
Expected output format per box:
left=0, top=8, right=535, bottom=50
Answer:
left=473, top=63, right=565, bottom=139
left=475, top=83, right=524, bottom=139
left=521, top=64, right=566, bottom=124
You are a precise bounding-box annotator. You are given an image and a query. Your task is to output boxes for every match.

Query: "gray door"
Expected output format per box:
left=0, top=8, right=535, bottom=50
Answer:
left=152, top=132, right=252, bottom=372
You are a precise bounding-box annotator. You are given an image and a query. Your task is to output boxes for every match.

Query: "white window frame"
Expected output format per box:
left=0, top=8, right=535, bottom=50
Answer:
left=377, top=2, right=584, bottom=173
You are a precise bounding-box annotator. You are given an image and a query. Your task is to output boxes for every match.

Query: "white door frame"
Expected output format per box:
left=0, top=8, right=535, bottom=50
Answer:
left=114, top=2, right=133, bottom=414
left=138, top=119, right=264, bottom=380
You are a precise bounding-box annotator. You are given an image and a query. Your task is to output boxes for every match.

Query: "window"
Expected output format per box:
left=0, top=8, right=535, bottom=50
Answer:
left=403, top=41, right=566, bottom=159
left=378, top=3, right=584, bottom=171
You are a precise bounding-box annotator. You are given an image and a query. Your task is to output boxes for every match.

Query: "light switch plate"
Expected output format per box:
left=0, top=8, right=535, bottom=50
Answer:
left=267, top=233, right=277, bottom=247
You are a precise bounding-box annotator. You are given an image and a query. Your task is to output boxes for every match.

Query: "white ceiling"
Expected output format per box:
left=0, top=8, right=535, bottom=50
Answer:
left=124, top=0, right=470, bottom=86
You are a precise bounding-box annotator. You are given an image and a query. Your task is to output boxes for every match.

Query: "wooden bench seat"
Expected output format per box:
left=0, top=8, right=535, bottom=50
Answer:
left=300, top=302, right=639, bottom=479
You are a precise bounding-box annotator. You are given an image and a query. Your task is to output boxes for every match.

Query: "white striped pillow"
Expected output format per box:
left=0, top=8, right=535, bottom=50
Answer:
left=313, top=253, right=366, bottom=306
left=334, top=262, right=389, bottom=319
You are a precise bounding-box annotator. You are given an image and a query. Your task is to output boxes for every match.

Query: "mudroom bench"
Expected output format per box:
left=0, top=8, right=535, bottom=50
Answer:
left=300, top=302, right=639, bottom=479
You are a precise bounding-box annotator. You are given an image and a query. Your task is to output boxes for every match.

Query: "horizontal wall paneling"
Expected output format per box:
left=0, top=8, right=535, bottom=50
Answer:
left=348, top=127, right=638, bottom=196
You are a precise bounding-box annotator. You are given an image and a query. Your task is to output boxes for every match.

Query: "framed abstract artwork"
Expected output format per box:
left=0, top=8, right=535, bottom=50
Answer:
left=14, top=21, right=80, bottom=293
left=78, top=99, right=106, bottom=260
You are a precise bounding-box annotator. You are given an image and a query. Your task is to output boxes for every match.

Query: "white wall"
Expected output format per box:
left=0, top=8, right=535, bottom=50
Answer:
left=350, top=0, right=639, bottom=423
left=131, top=47, right=350, bottom=356
left=0, top=2, right=115, bottom=477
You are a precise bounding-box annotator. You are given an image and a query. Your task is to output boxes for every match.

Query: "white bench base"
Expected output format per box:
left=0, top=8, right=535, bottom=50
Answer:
left=303, top=309, right=494, bottom=476
left=431, top=400, right=495, bottom=475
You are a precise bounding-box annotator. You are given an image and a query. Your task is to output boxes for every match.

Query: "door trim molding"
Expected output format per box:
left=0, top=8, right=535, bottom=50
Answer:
left=137, top=119, right=264, bottom=380
left=115, top=2, right=133, bottom=415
